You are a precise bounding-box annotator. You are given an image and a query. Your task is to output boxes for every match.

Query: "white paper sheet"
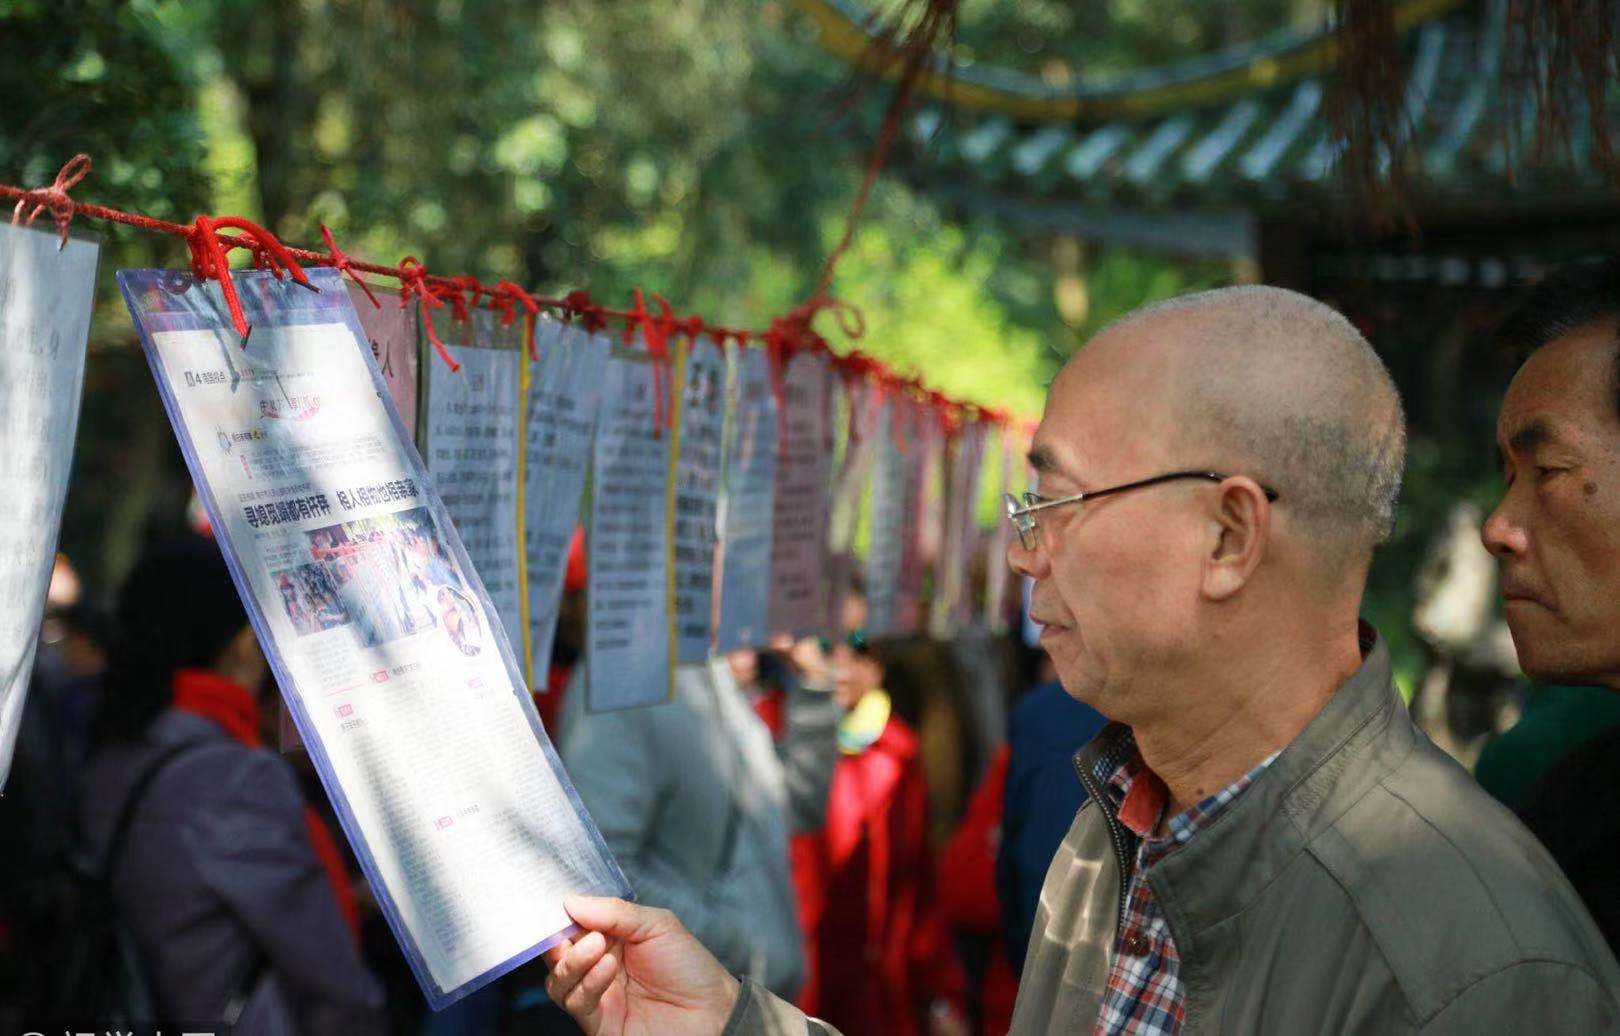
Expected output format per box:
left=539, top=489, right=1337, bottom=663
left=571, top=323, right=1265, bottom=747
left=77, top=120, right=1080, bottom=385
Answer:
left=826, top=373, right=882, bottom=633
left=119, top=268, right=629, bottom=1009
left=423, top=313, right=525, bottom=655
left=671, top=336, right=725, bottom=663
left=0, top=224, right=97, bottom=789
left=767, top=351, right=833, bottom=639
left=984, top=426, right=1018, bottom=634
left=524, top=319, right=607, bottom=683
left=933, top=418, right=988, bottom=637
left=347, top=282, right=420, bottom=433
left=894, top=399, right=930, bottom=636
left=714, top=346, right=778, bottom=652
left=586, top=344, right=673, bottom=711
left=865, top=400, right=907, bottom=638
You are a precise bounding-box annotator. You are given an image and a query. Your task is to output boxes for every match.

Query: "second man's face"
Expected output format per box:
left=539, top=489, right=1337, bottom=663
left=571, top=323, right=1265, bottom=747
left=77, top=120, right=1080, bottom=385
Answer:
left=1484, top=319, right=1620, bottom=688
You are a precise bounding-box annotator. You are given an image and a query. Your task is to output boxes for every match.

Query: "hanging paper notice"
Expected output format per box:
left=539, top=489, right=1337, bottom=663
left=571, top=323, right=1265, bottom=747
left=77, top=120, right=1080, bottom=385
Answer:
left=984, top=427, right=1018, bottom=633
left=767, top=350, right=833, bottom=638
left=347, top=282, right=420, bottom=432
left=865, top=400, right=908, bottom=637
left=715, top=345, right=778, bottom=652
left=586, top=345, right=673, bottom=711
left=933, top=418, right=988, bottom=637
left=119, top=268, right=629, bottom=1010
left=0, top=224, right=97, bottom=789
left=424, top=313, right=524, bottom=654
left=894, top=401, right=933, bottom=634
left=671, top=336, right=725, bottom=663
left=524, top=319, right=606, bottom=684
left=826, top=373, right=881, bottom=631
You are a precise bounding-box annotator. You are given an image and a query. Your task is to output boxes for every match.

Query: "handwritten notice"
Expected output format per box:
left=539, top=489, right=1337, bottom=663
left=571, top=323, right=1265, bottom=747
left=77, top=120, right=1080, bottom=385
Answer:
left=984, top=427, right=1019, bottom=633
left=865, top=400, right=908, bottom=637
left=524, top=319, right=607, bottom=682
left=119, top=267, right=628, bottom=1009
left=586, top=346, right=673, bottom=711
left=671, top=336, right=725, bottom=663
left=715, top=346, right=778, bottom=652
left=424, top=312, right=524, bottom=653
left=826, top=373, right=882, bottom=632
left=0, top=224, right=97, bottom=789
left=895, top=403, right=941, bottom=635
left=932, top=418, right=988, bottom=637
left=767, top=350, right=833, bottom=639
left=347, top=282, right=420, bottom=433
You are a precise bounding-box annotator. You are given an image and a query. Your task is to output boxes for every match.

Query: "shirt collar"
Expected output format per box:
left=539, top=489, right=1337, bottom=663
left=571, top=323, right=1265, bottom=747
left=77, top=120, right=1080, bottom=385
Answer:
left=1101, top=732, right=1281, bottom=849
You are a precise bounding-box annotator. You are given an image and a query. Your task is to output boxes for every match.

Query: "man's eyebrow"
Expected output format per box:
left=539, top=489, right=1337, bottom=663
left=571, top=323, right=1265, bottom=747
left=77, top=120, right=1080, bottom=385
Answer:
left=1027, top=444, right=1058, bottom=473
left=1507, top=418, right=1554, bottom=455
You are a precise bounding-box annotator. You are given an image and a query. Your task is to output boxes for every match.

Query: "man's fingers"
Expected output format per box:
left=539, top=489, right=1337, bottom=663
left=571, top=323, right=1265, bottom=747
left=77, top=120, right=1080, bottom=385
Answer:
left=542, top=936, right=574, bottom=971
left=563, top=895, right=668, bottom=940
left=554, top=931, right=609, bottom=982
left=579, top=945, right=620, bottom=999
left=562, top=951, right=614, bottom=1020
left=545, top=931, right=608, bottom=1007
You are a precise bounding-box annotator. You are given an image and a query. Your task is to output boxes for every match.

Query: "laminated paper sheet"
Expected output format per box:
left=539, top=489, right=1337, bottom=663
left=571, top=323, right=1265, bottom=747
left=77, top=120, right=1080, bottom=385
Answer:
left=766, top=350, right=833, bottom=639
left=670, top=336, right=725, bottom=663
left=346, top=282, right=420, bottom=432
left=865, top=400, right=908, bottom=638
left=523, top=319, right=607, bottom=683
left=0, top=223, right=97, bottom=789
left=585, top=342, right=673, bottom=711
left=422, top=311, right=525, bottom=657
left=119, top=267, right=629, bottom=1010
left=714, top=346, right=777, bottom=652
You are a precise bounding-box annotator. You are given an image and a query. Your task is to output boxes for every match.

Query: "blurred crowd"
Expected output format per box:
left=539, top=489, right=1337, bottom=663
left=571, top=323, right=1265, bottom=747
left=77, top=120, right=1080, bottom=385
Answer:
left=0, top=525, right=1102, bottom=1035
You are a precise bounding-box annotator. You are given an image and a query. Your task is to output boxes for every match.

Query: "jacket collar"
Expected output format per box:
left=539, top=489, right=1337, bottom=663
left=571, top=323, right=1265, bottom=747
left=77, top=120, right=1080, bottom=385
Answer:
left=1075, top=625, right=1412, bottom=941
left=171, top=667, right=264, bottom=748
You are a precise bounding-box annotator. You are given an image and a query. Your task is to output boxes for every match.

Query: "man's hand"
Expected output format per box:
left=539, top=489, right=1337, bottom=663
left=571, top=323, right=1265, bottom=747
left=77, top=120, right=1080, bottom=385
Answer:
left=543, top=896, right=741, bottom=1036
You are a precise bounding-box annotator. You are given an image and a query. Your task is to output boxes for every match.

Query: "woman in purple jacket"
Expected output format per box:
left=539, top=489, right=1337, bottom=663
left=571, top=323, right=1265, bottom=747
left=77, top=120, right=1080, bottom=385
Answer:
left=80, top=536, right=384, bottom=1033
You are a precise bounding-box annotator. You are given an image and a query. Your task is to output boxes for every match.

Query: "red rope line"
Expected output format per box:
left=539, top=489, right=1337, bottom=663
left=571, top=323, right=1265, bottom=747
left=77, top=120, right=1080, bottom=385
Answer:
left=0, top=154, right=1013, bottom=427
left=10, top=152, right=90, bottom=248
left=397, top=256, right=459, bottom=373
left=494, top=280, right=542, bottom=360
left=624, top=289, right=678, bottom=434
left=322, top=224, right=379, bottom=309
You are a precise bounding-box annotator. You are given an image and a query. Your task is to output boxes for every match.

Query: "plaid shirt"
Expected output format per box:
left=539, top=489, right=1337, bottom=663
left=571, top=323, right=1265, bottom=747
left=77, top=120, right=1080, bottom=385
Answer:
left=1092, top=741, right=1280, bottom=1036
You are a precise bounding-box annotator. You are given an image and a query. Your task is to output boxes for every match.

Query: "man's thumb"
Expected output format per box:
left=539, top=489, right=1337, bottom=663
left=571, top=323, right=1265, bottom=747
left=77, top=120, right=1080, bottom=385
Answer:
left=563, top=895, right=664, bottom=940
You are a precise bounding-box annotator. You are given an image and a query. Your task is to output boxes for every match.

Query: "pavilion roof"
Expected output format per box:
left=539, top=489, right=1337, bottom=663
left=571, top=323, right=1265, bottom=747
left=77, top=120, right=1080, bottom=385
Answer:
left=828, top=0, right=1618, bottom=257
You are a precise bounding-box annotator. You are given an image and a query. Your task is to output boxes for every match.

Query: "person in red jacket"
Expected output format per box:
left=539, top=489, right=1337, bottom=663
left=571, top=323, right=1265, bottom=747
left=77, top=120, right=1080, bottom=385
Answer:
left=937, top=744, right=1018, bottom=1036
left=792, top=591, right=969, bottom=1036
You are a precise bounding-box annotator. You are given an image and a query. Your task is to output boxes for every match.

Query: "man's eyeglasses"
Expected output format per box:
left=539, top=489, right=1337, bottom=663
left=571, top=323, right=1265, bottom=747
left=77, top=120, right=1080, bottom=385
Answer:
left=1002, top=470, right=1280, bottom=552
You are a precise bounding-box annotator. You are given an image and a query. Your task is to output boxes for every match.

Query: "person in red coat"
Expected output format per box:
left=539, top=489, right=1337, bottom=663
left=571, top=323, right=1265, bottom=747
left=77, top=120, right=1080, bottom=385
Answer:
left=792, top=591, right=969, bottom=1036
left=937, top=744, right=1019, bottom=1036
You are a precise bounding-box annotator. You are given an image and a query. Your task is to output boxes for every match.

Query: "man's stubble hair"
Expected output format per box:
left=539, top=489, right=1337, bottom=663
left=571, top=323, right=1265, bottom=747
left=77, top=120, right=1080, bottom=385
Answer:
left=1113, top=285, right=1407, bottom=576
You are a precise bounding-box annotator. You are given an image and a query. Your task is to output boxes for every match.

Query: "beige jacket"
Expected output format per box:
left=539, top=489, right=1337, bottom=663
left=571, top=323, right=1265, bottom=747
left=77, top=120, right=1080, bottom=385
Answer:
left=724, top=630, right=1620, bottom=1034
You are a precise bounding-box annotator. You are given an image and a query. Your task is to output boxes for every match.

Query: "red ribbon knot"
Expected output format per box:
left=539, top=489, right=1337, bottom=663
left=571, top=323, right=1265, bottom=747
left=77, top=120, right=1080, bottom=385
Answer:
left=321, top=225, right=379, bottom=308
left=495, top=280, right=542, bottom=360
left=186, top=215, right=312, bottom=343
left=561, top=290, right=608, bottom=335
left=627, top=289, right=678, bottom=434
left=12, top=153, right=90, bottom=248
left=397, top=257, right=459, bottom=373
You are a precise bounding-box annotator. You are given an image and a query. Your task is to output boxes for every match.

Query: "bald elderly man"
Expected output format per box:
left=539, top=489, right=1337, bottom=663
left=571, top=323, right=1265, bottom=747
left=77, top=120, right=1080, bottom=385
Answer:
left=542, top=287, right=1620, bottom=1034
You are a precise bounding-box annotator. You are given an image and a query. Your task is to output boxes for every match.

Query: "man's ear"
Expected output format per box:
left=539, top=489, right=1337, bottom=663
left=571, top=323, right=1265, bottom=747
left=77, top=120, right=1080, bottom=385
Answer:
left=1202, top=477, right=1271, bottom=601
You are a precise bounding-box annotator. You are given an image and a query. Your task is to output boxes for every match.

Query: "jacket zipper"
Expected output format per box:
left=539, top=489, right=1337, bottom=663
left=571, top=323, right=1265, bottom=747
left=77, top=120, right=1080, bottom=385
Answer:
left=1073, top=752, right=1134, bottom=936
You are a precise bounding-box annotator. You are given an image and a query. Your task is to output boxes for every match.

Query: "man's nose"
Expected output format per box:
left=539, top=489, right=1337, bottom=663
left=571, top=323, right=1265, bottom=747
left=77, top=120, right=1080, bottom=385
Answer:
left=1007, top=529, right=1049, bottom=580
left=1481, top=493, right=1529, bottom=558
